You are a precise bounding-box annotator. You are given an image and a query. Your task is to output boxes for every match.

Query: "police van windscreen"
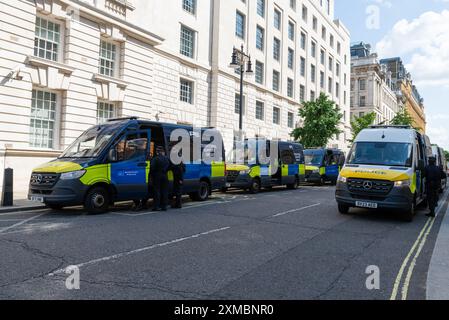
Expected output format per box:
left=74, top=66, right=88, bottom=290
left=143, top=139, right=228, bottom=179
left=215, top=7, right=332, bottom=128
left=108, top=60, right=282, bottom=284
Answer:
left=347, top=142, right=413, bottom=167
left=59, top=123, right=121, bottom=158
left=304, top=150, right=324, bottom=166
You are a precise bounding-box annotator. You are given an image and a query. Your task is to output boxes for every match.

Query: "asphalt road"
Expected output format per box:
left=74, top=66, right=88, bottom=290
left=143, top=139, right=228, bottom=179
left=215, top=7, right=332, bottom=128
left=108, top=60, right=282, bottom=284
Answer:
left=0, top=185, right=447, bottom=300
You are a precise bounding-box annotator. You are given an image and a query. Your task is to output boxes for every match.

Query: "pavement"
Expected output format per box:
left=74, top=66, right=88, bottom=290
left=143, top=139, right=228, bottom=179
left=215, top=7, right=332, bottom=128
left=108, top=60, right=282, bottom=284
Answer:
left=0, top=199, right=46, bottom=213
left=427, top=195, right=449, bottom=300
left=0, top=185, right=448, bottom=300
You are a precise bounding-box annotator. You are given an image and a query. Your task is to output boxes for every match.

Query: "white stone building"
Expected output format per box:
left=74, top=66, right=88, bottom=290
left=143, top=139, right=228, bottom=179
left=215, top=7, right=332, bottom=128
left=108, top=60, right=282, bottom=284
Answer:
left=350, top=43, right=399, bottom=125
left=0, top=0, right=351, bottom=198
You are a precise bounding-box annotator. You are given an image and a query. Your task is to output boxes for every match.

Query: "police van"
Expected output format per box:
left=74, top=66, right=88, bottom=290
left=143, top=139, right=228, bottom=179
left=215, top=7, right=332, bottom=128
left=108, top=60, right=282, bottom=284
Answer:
left=28, top=117, right=226, bottom=213
left=335, top=125, right=432, bottom=221
left=225, top=139, right=305, bottom=193
left=304, top=148, right=346, bottom=185
left=432, top=145, right=448, bottom=192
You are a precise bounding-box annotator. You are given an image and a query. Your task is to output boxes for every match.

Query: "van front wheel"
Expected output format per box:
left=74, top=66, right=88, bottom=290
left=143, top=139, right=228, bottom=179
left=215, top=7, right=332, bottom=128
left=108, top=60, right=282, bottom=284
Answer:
left=403, top=201, right=416, bottom=222
left=338, top=203, right=350, bottom=215
left=192, top=181, right=210, bottom=202
left=84, top=187, right=110, bottom=214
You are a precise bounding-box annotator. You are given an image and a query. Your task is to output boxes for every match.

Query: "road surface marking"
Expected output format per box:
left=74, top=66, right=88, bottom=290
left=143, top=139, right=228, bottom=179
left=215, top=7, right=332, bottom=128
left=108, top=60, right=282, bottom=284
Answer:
left=401, top=217, right=436, bottom=300
left=271, top=203, right=321, bottom=218
left=48, top=226, right=231, bottom=276
left=390, top=187, right=449, bottom=300
left=0, top=208, right=49, bottom=217
left=0, top=213, right=46, bottom=234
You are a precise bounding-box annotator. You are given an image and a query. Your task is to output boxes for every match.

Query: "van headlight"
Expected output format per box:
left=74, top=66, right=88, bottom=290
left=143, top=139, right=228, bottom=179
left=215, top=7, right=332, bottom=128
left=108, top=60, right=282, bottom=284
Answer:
left=240, top=169, right=250, bottom=175
left=394, top=179, right=411, bottom=187
left=337, top=176, right=347, bottom=183
left=60, top=170, right=86, bottom=180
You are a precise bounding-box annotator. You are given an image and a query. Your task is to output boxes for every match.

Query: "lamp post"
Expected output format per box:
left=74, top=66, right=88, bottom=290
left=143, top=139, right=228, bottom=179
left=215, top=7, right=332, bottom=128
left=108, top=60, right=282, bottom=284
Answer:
left=229, top=45, right=253, bottom=140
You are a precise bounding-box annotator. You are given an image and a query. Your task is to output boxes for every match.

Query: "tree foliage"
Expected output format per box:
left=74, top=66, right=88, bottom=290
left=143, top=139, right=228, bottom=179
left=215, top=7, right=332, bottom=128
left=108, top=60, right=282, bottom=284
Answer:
left=390, top=107, right=420, bottom=131
left=350, top=112, right=376, bottom=143
left=445, top=150, right=449, bottom=162
left=291, top=93, right=343, bottom=148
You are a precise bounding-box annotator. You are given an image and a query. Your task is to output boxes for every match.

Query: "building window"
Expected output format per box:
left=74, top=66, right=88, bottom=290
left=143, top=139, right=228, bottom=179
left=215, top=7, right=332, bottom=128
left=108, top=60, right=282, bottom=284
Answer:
left=180, top=79, right=194, bottom=104
left=320, top=49, right=325, bottom=65
left=313, top=16, right=318, bottom=31
left=328, top=77, right=333, bottom=94
left=34, top=17, right=61, bottom=62
left=337, top=42, right=341, bottom=55
left=273, top=107, right=280, bottom=125
left=255, top=61, right=264, bottom=84
left=235, top=11, right=246, bottom=39
left=272, top=70, right=280, bottom=92
left=311, top=41, right=316, bottom=58
left=30, top=89, right=57, bottom=149
left=273, top=37, right=281, bottom=61
left=300, top=57, right=306, bottom=76
left=322, top=26, right=326, bottom=41
left=330, top=34, right=334, bottom=48
left=288, top=112, right=294, bottom=128
left=99, top=40, right=117, bottom=77
left=336, top=62, right=340, bottom=77
left=256, top=26, right=264, bottom=51
left=235, top=93, right=245, bottom=114
left=256, top=100, right=265, bottom=120
left=311, top=64, right=316, bottom=83
left=320, top=71, right=325, bottom=89
left=359, top=79, right=366, bottom=91
left=300, top=85, right=305, bottom=102
left=97, top=101, right=115, bottom=124
left=360, top=96, right=366, bottom=107
left=287, top=78, right=294, bottom=98
left=302, top=5, right=308, bottom=22
left=257, top=0, right=265, bottom=17
left=300, top=32, right=306, bottom=50
left=180, top=25, right=195, bottom=58
left=336, top=83, right=340, bottom=98
left=183, top=0, right=196, bottom=14
left=288, top=48, right=294, bottom=69
left=310, top=90, right=316, bottom=101
left=288, top=21, right=295, bottom=41
left=274, top=9, right=281, bottom=30
left=290, top=0, right=296, bottom=11
left=328, top=57, right=333, bottom=71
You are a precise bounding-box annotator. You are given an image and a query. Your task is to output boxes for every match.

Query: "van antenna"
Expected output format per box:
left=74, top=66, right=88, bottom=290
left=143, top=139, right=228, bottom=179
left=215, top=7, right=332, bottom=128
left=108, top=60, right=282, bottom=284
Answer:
left=382, top=131, right=386, bottom=139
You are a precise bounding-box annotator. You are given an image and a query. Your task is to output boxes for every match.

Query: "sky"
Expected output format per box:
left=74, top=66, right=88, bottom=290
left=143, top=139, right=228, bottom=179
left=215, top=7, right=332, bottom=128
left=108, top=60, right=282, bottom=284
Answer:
left=335, top=0, right=449, bottom=151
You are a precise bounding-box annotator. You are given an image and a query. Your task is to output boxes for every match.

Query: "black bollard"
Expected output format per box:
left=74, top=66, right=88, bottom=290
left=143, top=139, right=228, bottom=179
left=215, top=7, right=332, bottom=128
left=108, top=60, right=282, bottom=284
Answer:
left=1, top=168, right=13, bottom=207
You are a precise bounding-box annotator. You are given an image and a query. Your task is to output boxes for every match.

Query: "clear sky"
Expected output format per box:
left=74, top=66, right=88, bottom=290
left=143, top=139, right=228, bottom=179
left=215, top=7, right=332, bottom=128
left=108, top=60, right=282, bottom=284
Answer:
left=335, top=0, right=449, bottom=151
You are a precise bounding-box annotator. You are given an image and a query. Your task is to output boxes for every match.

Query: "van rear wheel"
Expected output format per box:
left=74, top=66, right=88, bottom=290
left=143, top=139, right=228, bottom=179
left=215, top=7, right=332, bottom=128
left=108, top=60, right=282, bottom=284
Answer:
left=84, top=187, right=110, bottom=214
left=287, top=178, right=299, bottom=190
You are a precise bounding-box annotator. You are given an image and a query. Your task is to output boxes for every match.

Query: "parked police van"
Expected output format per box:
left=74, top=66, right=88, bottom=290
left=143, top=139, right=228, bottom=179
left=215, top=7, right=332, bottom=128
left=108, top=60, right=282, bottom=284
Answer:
left=432, top=145, right=448, bottom=192
left=304, top=148, right=346, bottom=185
left=335, top=125, right=432, bottom=222
left=225, top=139, right=305, bottom=193
left=28, top=117, right=226, bottom=213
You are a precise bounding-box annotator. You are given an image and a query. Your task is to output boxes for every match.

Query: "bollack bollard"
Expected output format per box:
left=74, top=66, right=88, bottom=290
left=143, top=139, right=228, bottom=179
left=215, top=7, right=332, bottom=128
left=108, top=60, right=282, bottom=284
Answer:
left=1, top=168, right=13, bottom=207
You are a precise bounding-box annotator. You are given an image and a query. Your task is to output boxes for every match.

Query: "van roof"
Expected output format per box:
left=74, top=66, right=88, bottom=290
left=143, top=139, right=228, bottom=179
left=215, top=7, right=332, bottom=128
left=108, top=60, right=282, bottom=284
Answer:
left=356, top=127, right=416, bottom=144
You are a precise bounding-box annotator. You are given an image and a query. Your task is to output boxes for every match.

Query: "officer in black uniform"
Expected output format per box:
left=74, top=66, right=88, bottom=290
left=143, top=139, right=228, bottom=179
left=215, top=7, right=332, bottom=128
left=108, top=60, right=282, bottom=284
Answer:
left=424, top=156, right=445, bottom=217
left=170, top=161, right=186, bottom=209
left=150, top=146, right=170, bottom=211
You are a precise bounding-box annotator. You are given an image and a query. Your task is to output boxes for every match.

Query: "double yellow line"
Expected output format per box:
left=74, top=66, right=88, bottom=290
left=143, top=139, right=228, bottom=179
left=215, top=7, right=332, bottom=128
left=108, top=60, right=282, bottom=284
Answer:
left=390, top=188, right=449, bottom=300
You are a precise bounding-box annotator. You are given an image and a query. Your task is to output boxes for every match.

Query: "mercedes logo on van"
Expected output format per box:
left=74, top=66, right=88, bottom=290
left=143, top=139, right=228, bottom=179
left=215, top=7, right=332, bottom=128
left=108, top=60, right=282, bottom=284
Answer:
left=363, top=181, right=373, bottom=190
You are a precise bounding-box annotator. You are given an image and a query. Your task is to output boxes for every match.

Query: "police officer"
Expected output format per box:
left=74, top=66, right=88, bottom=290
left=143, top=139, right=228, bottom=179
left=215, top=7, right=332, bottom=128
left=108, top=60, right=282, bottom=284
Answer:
left=151, top=146, right=170, bottom=211
left=170, top=161, right=186, bottom=209
left=425, top=156, right=445, bottom=217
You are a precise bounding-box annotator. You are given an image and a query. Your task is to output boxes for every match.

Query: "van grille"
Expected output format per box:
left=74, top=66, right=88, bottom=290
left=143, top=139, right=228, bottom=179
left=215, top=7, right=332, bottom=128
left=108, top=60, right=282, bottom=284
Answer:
left=30, top=173, right=59, bottom=187
left=347, top=178, right=393, bottom=196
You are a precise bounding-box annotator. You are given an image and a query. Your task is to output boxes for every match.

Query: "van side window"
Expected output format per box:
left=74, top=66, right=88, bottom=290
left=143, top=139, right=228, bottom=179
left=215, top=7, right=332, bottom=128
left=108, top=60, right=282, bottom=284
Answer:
left=115, top=132, right=148, bottom=162
left=281, top=149, right=295, bottom=165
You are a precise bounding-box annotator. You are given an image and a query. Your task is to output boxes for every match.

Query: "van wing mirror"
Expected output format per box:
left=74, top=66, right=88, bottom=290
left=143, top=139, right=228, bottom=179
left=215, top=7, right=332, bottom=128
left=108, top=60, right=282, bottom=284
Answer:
left=108, top=148, right=118, bottom=162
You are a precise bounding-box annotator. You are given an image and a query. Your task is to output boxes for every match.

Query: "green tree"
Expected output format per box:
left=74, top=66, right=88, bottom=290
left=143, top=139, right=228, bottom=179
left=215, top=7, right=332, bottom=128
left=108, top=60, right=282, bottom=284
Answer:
left=445, top=150, right=449, bottom=162
left=350, top=112, right=376, bottom=143
left=390, top=107, right=421, bottom=131
left=291, top=92, right=342, bottom=148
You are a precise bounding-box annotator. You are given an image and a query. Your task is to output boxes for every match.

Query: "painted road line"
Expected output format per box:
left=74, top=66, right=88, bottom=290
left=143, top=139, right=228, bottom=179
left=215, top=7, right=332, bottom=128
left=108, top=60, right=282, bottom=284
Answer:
left=272, top=203, right=321, bottom=218
left=48, top=226, right=231, bottom=276
left=390, top=187, right=449, bottom=300
left=401, top=217, right=436, bottom=300
left=0, top=212, right=47, bottom=234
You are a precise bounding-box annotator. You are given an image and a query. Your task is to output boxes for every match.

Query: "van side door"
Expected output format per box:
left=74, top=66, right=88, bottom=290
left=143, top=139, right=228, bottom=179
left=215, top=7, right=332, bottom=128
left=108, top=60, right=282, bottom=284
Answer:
left=109, top=130, right=151, bottom=201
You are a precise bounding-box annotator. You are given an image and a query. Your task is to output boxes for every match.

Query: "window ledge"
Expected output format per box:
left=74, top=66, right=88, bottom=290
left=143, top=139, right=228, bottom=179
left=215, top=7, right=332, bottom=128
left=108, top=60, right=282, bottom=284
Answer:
left=93, top=73, right=129, bottom=88
left=26, top=56, right=75, bottom=75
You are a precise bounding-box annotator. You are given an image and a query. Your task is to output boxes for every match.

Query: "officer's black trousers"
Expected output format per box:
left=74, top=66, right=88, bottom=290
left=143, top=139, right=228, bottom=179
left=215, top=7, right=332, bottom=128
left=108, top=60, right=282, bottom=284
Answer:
left=172, top=180, right=183, bottom=208
left=152, top=175, right=169, bottom=210
left=428, top=187, right=438, bottom=214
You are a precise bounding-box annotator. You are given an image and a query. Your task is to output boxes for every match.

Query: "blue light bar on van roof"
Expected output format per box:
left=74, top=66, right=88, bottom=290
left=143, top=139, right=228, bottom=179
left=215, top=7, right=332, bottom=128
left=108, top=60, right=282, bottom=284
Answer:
left=369, top=125, right=411, bottom=129
left=106, top=117, right=139, bottom=122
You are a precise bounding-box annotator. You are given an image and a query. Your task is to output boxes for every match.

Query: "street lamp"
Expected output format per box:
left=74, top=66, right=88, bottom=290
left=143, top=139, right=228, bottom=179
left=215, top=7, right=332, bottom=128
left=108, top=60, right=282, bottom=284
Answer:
left=229, top=45, right=253, bottom=139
